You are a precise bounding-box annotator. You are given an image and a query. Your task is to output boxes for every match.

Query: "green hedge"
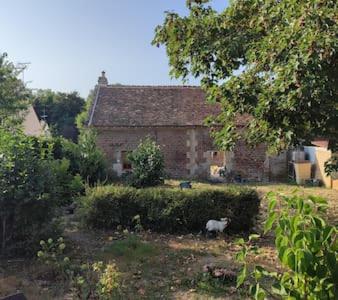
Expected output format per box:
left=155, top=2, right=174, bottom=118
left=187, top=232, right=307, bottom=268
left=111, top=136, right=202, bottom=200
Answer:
left=79, top=185, right=260, bottom=233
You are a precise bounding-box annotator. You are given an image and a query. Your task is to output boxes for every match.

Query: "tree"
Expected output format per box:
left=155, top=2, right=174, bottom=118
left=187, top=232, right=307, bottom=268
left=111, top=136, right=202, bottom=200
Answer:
left=0, top=129, right=59, bottom=255
left=78, top=128, right=107, bottom=185
left=76, top=89, right=95, bottom=130
left=33, top=90, right=85, bottom=141
left=0, top=52, right=30, bottom=127
left=153, top=0, right=338, bottom=153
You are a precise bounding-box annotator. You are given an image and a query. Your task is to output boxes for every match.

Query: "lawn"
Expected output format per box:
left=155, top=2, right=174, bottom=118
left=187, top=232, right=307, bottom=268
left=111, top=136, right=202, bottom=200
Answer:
left=0, top=182, right=337, bottom=299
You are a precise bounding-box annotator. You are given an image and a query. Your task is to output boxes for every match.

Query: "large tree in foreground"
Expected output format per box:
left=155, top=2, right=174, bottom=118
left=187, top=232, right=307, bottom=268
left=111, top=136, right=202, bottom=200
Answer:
left=0, top=53, right=30, bottom=127
left=153, top=0, right=337, bottom=153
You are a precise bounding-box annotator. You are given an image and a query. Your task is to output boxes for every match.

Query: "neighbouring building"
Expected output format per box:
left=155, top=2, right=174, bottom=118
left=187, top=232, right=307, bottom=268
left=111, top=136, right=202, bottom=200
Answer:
left=22, top=105, right=50, bottom=137
left=88, top=72, right=287, bottom=181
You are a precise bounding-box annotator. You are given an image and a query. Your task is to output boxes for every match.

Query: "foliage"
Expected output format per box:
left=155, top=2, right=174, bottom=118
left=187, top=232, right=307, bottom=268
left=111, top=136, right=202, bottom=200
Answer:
left=325, top=155, right=338, bottom=177
left=153, top=0, right=338, bottom=153
left=71, top=261, right=120, bottom=300
left=0, top=52, right=30, bottom=127
left=79, top=185, right=260, bottom=233
left=37, top=238, right=121, bottom=299
left=0, top=128, right=61, bottom=255
left=236, top=192, right=338, bottom=299
left=78, top=128, right=108, bottom=185
left=127, top=137, right=165, bottom=188
left=49, top=158, right=84, bottom=205
left=37, top=237, right=71, bottom=280
left=33, top=89, right=85, bottom=141
left=76, top=89, right=95, bottom=130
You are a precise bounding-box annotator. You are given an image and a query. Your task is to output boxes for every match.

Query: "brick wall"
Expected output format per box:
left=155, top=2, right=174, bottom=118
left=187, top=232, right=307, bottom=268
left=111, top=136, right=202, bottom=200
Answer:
left=233, top=140, right=268, bottom=181
left=95, top=126, right=284, bottom=181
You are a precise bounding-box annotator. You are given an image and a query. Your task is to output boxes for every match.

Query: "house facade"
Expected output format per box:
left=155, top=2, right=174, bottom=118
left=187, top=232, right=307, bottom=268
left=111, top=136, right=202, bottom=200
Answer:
left=88, top=72, right=286, bottom=181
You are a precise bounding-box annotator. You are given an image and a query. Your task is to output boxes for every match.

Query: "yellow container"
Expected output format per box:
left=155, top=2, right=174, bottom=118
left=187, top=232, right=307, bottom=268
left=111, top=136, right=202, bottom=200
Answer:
left=293, top=161, right=312, bottom=185
left=332, top=179, right=338, bottom=190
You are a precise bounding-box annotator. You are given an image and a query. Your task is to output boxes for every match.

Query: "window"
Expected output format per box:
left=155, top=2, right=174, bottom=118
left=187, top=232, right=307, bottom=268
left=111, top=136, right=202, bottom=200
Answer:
left=121, top=151, right=132, bottom=170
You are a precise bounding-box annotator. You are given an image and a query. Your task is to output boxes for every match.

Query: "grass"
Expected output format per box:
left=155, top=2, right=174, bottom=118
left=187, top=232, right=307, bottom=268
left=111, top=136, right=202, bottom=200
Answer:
left=101, top=234, right=158, bottom=261
left=1, top=182, right=337, bottom=299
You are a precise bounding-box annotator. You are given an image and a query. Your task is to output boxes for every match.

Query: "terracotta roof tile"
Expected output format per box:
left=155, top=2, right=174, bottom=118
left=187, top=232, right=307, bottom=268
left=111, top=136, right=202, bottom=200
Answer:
left=89, top=85, right=221, bottom=127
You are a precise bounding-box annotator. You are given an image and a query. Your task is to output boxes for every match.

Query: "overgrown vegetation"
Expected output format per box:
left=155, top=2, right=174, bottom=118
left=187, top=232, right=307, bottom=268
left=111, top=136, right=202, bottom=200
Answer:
left=0, top=129, right=61, bottom=255
left=236, top=192, right=338, bottom=299
left=51, top=130, right=109, bottom=186
left=37, top=237, right=121, bottom=299
left=33, top=89, right=85, bottom=141
left=127, top=137, right=165, bottom=188
left=79, top=185, right=260, bottom=233
left=0, top=52, right=30, bottom=128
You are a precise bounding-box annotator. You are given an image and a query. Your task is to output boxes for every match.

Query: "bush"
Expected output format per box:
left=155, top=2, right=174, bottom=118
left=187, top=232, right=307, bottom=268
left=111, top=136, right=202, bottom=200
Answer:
left=78, top=129, right=108, bottom=185
left=0, top=129, right=61, bottom=255
left=79, top=185, right=260, bottom=233
left=51, top=132, right=109, bottom=186
left=37, top=238, right=121, bottom=299
left=236, top=192, right=338, bottom=299
left=128, top=137, right=165, bottom=187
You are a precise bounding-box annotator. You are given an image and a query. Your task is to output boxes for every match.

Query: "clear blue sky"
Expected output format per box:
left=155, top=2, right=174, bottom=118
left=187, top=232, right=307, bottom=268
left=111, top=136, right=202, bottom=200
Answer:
left=1, top=0, right=228, bottom=98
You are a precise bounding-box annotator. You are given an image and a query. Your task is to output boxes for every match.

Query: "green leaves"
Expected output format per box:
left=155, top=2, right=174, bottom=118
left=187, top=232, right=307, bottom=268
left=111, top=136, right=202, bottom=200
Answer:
left=127, top=137, right=165, bottom=188
left=235, top=191, right=338, bottom=299
left=154, top=0, right=338, bottom=152
left=0, top=52, right=30, bottom=128
left=264, top=211, right=277, bottom=234
left=236, top=265, right=247, bottom=288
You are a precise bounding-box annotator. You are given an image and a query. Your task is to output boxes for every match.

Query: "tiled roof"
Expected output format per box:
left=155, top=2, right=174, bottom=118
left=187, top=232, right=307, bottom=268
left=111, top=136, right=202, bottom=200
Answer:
left=88, top=85, right=222, bottom=127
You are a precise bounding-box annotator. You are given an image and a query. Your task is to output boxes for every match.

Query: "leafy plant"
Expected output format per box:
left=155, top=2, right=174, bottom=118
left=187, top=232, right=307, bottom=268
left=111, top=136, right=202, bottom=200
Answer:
left=127, top=137, right=165, bottom=188
left=72, top=261, right=120, bottom=300
left=37, top=237, right=71, bottom=280
left=0, top=129, right=61, bottom=255
left=78, top=128, right=108, bottom=185
left=37, top=238, right=121, bottom=299
left=236, top=192, right=338, bottom=299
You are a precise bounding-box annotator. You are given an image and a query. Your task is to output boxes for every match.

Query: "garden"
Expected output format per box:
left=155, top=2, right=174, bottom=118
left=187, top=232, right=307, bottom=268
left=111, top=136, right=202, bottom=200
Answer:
left=1, top=0, right=337, bottom=299
left=0, top=130, right=337, bottom=299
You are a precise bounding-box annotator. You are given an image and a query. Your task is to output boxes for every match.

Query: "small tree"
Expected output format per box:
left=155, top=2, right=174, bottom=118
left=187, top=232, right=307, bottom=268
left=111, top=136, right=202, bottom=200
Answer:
left=128, top=138, right=165, bottom=188
left=0, top=129, right=59, bottom=255
left=78, top=128, right=107, bottom=185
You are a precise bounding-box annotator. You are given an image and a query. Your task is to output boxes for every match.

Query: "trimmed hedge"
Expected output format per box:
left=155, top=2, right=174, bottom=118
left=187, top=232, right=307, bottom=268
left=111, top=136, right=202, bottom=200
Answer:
left=79, top=185, right=260, bottom=233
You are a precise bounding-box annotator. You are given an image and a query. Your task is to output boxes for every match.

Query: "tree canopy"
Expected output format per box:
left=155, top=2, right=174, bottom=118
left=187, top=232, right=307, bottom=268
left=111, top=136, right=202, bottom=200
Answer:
left=0, top=53, right=30, bottom=127
left=153, top=0, right=338, bottom=153
left=33, top=90, right=85, bottom=141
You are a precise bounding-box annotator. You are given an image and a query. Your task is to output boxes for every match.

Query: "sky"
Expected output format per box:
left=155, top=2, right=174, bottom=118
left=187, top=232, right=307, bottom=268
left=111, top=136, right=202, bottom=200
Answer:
left=1, top=0, right=228, bottom=98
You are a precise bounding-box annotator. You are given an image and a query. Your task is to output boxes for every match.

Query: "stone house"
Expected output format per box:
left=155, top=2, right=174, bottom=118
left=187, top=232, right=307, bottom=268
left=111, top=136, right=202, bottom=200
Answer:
left=88, top=72, right=286, bottom=181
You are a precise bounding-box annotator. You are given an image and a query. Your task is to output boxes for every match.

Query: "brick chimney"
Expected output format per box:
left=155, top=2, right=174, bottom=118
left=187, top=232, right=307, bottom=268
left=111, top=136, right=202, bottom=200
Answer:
left=98, top=71, right=108, bottom=85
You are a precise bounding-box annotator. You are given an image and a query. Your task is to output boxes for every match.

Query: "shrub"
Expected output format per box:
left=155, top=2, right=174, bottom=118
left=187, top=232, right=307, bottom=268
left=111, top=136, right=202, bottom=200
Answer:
left=236, top=192, right=338, bottom=300
left=78, top=128, right=108, bottom=185
left=51, top=132, right=109, bottom=186
left=79, top=185, right=260, bottom=233
left=50, top=158, right=85, bottom=205
left=37, top=238, right=121, bottom=299
left=0, top=129, right=61, bottom=255
left=128, top=137, right=165, bottom=187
